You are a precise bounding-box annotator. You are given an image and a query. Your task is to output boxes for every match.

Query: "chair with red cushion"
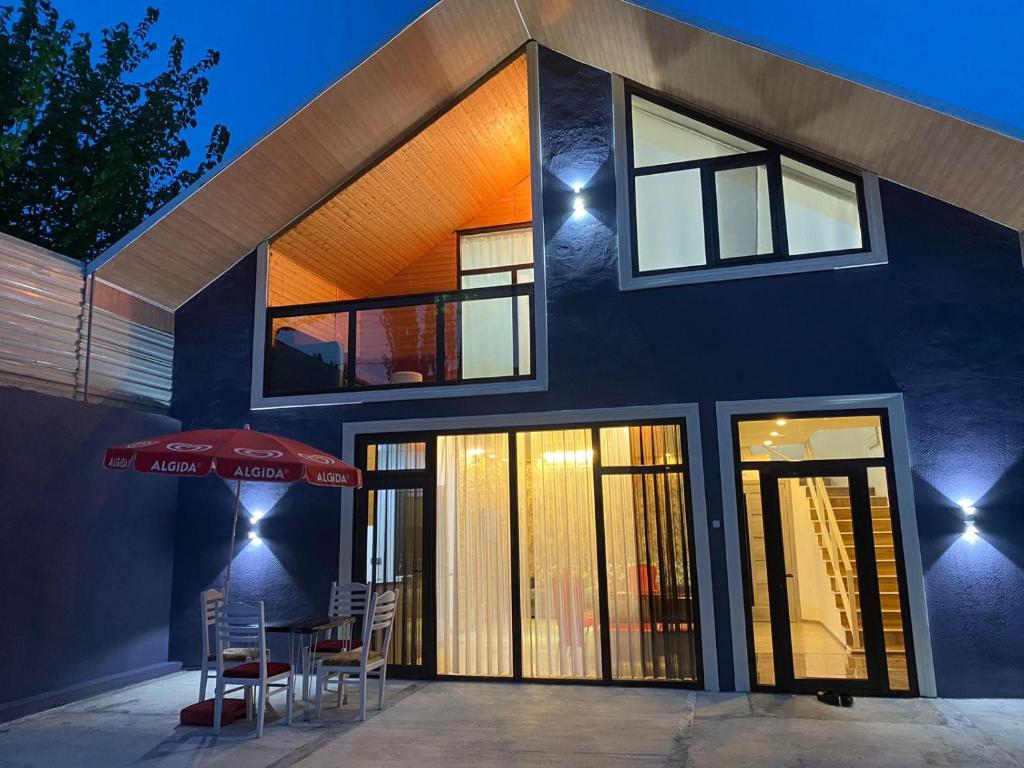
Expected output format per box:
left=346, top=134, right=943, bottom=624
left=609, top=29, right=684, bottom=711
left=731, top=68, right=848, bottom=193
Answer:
left=306, top=582, right=368, bottom=702
left=314, top=589, right=398, bottom=721
left=629, top=564, right=661, bottom=596
left=198, top=588, right=263, bottom=704
left=212, top=601, right=293, bottom=737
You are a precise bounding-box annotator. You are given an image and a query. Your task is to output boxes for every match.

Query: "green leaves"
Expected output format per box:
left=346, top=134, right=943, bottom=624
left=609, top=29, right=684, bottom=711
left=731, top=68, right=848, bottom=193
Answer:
left=0, top=0, right=230, bottom=260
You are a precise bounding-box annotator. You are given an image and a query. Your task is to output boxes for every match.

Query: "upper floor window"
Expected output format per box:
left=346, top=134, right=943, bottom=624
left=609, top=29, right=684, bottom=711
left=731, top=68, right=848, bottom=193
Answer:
left=459, top=226, right=534, bottom=288
left=622, top=86, right=881, bottom=286
left=255, top=53, right=543, bottom=404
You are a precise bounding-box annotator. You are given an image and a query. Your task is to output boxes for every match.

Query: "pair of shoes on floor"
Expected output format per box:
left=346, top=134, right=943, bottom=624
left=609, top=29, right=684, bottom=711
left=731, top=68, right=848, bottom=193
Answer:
left=816, top=690, right=854, bottom=707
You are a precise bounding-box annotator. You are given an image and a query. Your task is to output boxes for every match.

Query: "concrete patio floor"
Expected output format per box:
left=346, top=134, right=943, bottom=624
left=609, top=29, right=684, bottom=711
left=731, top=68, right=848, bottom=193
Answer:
left=1, top=671, right=1022, bottom=767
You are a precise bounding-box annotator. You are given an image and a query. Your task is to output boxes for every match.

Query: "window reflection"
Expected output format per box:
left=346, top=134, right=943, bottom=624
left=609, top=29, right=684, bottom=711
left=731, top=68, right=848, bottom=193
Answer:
left=355, top=305, right=438, bottom=387
left=269, top=314, right=348, bottom=393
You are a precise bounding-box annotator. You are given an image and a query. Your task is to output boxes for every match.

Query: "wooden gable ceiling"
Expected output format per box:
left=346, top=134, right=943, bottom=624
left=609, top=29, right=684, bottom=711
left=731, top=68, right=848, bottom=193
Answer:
left=91, top=0, right=1024, bottom=310
left=271, top=55, right=530, bottom=297
left=88, top=0, right=527, bottom=310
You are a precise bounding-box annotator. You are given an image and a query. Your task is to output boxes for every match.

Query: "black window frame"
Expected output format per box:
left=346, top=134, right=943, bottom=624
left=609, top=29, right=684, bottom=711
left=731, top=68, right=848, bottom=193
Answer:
left=729, top=408, right=920, bottom=698
left=352, top=418, right=705, bottom=689
left=263, top=282, right=537, bottom=398
left=625, top=83, right=873, bottom=278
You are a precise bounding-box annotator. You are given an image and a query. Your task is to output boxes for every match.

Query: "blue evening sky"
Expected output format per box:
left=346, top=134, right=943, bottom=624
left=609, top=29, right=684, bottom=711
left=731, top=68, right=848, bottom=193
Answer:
left=56, top=0, right=1024, bottom=166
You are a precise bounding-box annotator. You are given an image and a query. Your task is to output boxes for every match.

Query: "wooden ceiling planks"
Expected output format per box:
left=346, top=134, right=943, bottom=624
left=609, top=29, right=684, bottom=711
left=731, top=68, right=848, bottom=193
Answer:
left=94, top=0, right=1024, bottom=309
left=270, top=55, right=530, bottom=298
left=92, top=0, right=528, bottom=309
left=518, top=0, right=1024, bottom=232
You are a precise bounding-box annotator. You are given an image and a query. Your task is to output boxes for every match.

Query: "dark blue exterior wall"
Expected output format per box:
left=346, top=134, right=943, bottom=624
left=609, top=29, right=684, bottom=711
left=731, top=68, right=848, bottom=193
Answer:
left=0, top=387, right=179, bottom=708
left=170, top=47, right=1024, bottom=696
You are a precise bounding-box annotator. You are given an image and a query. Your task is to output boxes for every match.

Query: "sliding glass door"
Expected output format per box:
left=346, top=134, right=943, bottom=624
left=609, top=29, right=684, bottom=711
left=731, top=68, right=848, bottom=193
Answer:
left=516, top=429, right=602, bottom=679
left=435, top=433, right=513, bottom=677
left=355, top=420, right=702, bottom=687
left=599, top=425, right=699, bottom=681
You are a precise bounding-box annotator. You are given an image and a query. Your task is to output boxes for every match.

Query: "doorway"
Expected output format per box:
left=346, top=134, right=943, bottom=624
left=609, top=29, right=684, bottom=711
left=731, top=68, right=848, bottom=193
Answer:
left=735, top=412, right=916, bottom=695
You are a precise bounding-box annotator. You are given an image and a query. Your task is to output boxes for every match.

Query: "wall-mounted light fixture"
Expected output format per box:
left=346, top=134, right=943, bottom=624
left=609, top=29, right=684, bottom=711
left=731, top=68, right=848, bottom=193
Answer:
left=963, top=520, right=979, bottom=544
left=572, top=183, right=585, bottom=218
left=958, top=499, right=979, bottom=542
left=248, top=509, right=265, bottom=545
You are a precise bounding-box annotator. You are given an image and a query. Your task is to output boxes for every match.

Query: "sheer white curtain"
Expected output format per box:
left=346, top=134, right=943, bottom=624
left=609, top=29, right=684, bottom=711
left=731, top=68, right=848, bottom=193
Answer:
left=516, top=429, right=602, bottom=679
left=459, top=229, right=533, bottom=273
left=599, top=425, right=696, bottom=682
left=436, top=434, right=513, bottom=677
left=459, top=229, right=533, bottom=379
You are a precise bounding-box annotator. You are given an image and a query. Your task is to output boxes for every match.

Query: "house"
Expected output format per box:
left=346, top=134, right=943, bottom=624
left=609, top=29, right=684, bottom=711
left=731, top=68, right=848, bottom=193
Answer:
left=82, top=0, right=1024, bottom=700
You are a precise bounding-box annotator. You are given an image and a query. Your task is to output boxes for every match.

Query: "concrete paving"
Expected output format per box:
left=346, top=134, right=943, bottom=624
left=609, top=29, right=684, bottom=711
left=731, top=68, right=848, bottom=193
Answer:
left=0, top=671, right=1021, bottom=767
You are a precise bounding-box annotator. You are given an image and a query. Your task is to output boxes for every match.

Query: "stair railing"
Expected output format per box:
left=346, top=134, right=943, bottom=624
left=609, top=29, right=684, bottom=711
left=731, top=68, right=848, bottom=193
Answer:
left=807, top=475, right=860, bottom=649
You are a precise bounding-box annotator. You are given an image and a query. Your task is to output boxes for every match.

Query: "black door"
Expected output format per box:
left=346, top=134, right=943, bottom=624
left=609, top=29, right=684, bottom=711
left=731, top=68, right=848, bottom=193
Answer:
left=757, top=465, right=886, bottom=694
left=353, top=436, right=436, bottom=678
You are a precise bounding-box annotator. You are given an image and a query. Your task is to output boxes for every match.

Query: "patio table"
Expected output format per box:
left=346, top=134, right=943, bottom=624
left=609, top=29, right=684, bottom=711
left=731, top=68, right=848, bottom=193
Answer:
left=266, top=615, right=356, bottom=709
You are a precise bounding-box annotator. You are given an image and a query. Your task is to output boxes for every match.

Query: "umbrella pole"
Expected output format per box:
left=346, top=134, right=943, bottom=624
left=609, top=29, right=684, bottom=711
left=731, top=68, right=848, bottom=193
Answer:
left=224, top=479, right=243, bottom=601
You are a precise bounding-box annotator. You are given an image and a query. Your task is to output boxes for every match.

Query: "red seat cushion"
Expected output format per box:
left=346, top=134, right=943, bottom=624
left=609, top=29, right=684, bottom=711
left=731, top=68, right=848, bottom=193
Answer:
left=313, top=639, right=361, bottom=653
left=223, top=661, right=291, bottom=678
left=180, top=698, right=247, bottom=726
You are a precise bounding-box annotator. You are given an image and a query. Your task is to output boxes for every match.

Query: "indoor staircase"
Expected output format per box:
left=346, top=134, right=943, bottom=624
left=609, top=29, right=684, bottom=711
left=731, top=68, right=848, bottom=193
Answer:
left=743, top=477, right=905, bottom=651
left=809, top=481, right=904, bottom=652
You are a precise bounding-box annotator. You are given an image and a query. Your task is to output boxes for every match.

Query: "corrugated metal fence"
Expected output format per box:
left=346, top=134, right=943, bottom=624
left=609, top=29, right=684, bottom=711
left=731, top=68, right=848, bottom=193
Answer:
left=0, top=233, right=173, bottom=411
left=0, top=234, right=85, bottom=396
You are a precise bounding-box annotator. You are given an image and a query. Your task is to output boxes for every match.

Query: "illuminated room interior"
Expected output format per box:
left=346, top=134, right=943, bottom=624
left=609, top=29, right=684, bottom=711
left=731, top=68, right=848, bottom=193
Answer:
left=264, top=55, right=532, bottom=393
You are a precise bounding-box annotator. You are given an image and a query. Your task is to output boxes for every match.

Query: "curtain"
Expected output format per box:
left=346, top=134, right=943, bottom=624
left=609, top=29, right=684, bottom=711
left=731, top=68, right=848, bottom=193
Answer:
left=459, top=229, right=533, bottom=273
left=459, top=229, right=533, bottom=380
left=599, top=424, right=697, bottom=682
left=436, top=434, right=513, bottom=677
left=602, top=471, right=696, bottom=681
left=516, top=429, right=602, bottom=679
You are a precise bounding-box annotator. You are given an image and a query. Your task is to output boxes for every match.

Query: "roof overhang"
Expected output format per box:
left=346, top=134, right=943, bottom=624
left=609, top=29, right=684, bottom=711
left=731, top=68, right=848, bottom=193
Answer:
left=91, top=0, right=1024, bottom=310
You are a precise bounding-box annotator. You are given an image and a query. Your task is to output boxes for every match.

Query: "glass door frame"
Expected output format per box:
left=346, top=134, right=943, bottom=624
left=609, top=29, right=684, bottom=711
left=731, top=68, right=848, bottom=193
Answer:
left=757, top=464, right=885, bottom=694
left=352, top=419, right=705, bottom=689
left=732, top=409, right=920, bottom=697
left=352, top=432, right=437, bottom=679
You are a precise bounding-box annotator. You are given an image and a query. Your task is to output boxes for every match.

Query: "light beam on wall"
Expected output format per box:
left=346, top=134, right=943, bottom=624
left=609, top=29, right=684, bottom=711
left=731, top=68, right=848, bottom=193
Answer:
left=572, top=183, right=586, bottom=218
left=963, top=520, right=979, bottom=543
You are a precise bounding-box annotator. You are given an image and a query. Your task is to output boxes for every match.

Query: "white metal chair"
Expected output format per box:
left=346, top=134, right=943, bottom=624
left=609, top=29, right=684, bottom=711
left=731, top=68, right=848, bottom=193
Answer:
left=213, top=601, right=294, bottom=737
left=314, top=590, right=398, bottom=721
left=199, top=588, right=263, bottom=703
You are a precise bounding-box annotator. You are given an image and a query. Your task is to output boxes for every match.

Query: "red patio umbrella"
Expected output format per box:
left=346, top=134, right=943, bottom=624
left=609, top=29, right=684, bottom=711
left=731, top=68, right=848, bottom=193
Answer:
left=103, top=426, right=361, bottom=597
